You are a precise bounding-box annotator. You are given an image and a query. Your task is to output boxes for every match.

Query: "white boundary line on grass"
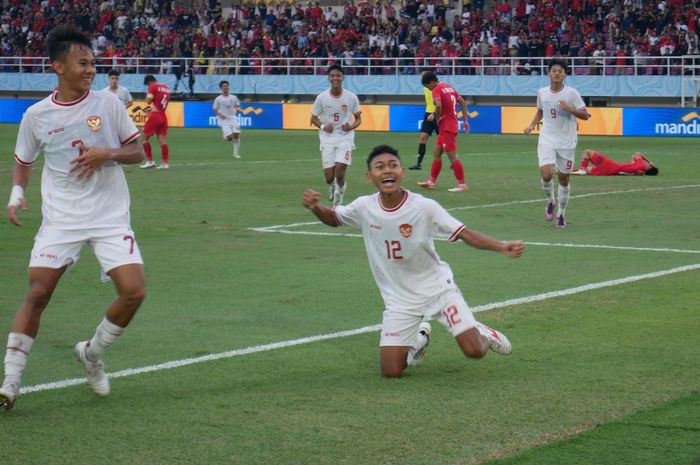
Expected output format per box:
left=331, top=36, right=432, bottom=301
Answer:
left=19, top=262, right=700, bottom=396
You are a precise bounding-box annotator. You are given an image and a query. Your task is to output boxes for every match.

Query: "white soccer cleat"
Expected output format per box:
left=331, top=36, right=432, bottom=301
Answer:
left=448, top=184, right=469, bottom=193
left=139, top=160, right=156, bottom=169
left=75, top=341, right=110, bottom=397
left=332, top=182, right=346, bottom=207
left=233, top=152, right=241, bottom=159
left=156, top=163, right=170, bottom=170
left=571, top=168, right=587, bottom=175
left=0, top=383, right=19, bottom=411
left=327, top=183, right=335, bottom=201
left=476, top=322, right=512, bottom=355
left=408, top=322, right=432, bottom=366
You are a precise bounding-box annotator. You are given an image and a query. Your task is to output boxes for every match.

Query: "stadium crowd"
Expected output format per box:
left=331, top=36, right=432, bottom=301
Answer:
left=1, top=0, right=698, bottom=75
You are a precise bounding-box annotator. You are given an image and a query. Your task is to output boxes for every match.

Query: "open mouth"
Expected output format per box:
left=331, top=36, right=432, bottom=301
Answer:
left=381, top=177, right=396, bottom=185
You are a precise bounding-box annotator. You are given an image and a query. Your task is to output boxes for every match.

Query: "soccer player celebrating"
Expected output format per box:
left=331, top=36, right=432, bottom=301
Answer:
left=310, top=64, right=362, bottom=207
left=140, top=74, right=171, bottom=170
left=573, top=150, right=659, bottom=176
left=1, top=25, right=147, bottom=410
left=302, top=144, right=524, bottom=378
left=213, top=80, right=242, bottom=159
left=416, top=71, right=470, bottom=193
left=103, top=69, right=133, bottom=109
left=524, top=58, right=589, bottom=229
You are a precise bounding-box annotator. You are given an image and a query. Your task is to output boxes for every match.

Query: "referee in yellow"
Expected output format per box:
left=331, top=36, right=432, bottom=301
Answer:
left=409, top=71, right=440, bottom=170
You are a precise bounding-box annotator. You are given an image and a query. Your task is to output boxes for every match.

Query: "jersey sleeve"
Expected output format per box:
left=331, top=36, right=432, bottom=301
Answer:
left=572, top=88, right=586, bottom=110
left=426, top=199, right=465, bottom=243
left=333, top=197, right=364, bottom=229
left=233, top=96, right=240, bottom=109
left=14, top=111, right=40, bottom=166
left=109, top=94, right=139, bottom=145
left=350, top=94, right=360, bottom=115
left=431, top=86, right=440, bottom=105
left=146, top=83, right=156, bottom=100
left=212, top=96, right=220, bottom=112
left=125, top=89, right=133, bottom=104
left=536, top=89, right=543, bottom=110
left=311, top=94, right=323, bottom=117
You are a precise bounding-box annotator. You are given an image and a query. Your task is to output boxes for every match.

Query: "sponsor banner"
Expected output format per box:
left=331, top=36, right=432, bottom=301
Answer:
left=283, top=103, right=389, bottom=131
left=0, top=99, right=36, bottom=123
left=389, top=105, right=501, bottom=133
left=502, top=107, right=622, bottom=136
left=183, top=102, right=282, bottom=129
left=623, top=108, right=700, bottom=137
left=128, top=101, right=184, bottom=128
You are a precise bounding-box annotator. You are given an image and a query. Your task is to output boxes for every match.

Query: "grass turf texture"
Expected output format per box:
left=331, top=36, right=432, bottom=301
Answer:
left=0, top=125, right=698, bottom=465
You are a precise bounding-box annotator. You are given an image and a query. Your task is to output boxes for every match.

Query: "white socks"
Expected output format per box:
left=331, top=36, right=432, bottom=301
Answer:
left=558, top=184, right=570, bottom=216
left=3, top=332, right=34, bottom=388
left=541, top=179, right=555, bottom=202
left=86, top=318, right=125, bottom=363
left=233, top=140, right=240, bottom=156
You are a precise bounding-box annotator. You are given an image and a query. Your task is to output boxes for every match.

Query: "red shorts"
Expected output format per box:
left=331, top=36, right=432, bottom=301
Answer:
left=436, top=130, right=458, bottom=152
left=143, top=111, right=168, bottom=137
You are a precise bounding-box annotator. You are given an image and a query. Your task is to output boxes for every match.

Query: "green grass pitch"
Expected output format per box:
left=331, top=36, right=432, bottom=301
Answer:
left=0, top=125, right=698, bottom=465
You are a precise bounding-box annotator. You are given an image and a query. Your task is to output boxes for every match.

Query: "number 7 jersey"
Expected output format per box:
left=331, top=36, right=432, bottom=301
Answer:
left=13, top=90, right=140, bottom=229
left=334, top=190, right=466, bottom=309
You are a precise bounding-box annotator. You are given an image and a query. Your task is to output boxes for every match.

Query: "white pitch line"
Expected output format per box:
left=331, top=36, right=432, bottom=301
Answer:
left=249, top=227, right=700, bottom=254
left=19, top=262, right=700, bottom=396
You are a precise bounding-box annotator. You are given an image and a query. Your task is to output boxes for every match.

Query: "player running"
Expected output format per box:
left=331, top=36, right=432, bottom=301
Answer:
left=140, top=74, right=171, bottom=170
left=213, top=80, right=242, bottom=159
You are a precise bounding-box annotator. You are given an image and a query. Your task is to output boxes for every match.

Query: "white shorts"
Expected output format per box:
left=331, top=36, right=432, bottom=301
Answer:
left=221, top=122, right=240, bottom=139
left=29, top=226, right=144, bottom=274
left=538, top=146, right=575, bottom=173
left=380, top=288, right=477, bottom=347
left=321, top=144, right=353, bottom=169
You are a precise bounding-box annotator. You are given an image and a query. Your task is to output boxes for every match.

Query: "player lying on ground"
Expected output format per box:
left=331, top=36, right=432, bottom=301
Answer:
left=572, top=150, right=659, bottom=176
left=302, top=144, right=524, bottom=378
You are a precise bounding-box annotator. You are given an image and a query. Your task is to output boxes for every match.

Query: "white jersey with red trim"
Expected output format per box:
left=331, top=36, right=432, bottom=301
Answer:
left=14, top=90, right=140, bottom=229
left=334, top=189, right=465, bottom=309
left=536, top=85, right=586, bottom=149
left=311, top=88, right=360, bottom=147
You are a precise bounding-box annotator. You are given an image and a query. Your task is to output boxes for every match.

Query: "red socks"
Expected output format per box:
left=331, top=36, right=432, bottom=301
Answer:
left=452, top=160, right=465, bottom=184
left=161, top=144, right=169, bottom=164
left=429, top=159, right=443, bottom=183
left=143, top=141, right=153, bottom=161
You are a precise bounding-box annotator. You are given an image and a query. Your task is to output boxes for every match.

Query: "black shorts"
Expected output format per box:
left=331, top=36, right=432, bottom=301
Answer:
left=420, top=112, right=439, bottom=135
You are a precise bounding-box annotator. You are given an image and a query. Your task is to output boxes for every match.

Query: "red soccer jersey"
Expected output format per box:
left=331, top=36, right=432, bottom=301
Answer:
left=147, top=82, right=171, bottom=112
left=432, top=82, right=461, bottom=133
left=588, top=152, right=647, bottom=176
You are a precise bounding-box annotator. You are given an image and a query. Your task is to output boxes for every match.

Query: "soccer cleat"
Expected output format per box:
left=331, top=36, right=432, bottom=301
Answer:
left=156, top=163, right=170, bottom=170
left=556, top=214, right=566, bottom=229
left=448, top=184, right=469, bottom=193
left=327, top=183, right=335, bottom=201
left=139, top=160, right=156, bottom=169
left=233, top=153, right=241, bottom=159
left=571, top=168, right=587, bottom=175
left=408, top=322, right=432, bottom=366
left=416, top=180, right=435, bottom=190
left=408, top=164, right=422, bottom=170
left=332, top=182, right=346, bottom=207
left=0, top=383, right=19, bottom=411
left=475, top=322, right=512, bottom=355
left=75, top=341, right=110, bottom=397
left=545, top=201, right=555, bottom=222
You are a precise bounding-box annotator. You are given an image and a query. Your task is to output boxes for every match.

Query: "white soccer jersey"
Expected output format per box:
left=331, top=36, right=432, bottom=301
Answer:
left=14, top=90, right=140, bottom=230
left=102, top=85, right=133, bottom=107
left=334, top=190, right=465, bottom=309
left=213, top=94, right=241, bottom=123
left=311, top=88, right=361, bottom=147
left=536, top=85, right=586, bottom=149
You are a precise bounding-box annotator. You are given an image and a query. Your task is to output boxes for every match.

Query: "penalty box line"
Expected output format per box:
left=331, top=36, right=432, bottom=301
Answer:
left=20, top=262, right=700, bottom=397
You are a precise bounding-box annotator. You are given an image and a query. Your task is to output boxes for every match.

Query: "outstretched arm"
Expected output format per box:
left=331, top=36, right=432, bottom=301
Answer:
left=457, top=227, right=525, bottom=258
left=302, top=189, right=341, bottom=227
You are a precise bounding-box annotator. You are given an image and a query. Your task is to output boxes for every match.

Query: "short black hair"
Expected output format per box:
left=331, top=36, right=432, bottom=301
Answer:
left=645, top=166, right=659, bottom=176
left=144, top=74, right=157, bottom=85
left=421, top=70, right=438, bottom=86
left=548, top=58, right=569, bottom=73
left=108, top=69, right=120, bottom=77
left=328, top=64, right=344, bottom=75
left=366, top=144, right=401, bottom=168
left=219, top=80, right=229, bottom=88
left=46, top=25, right=92, bottom=62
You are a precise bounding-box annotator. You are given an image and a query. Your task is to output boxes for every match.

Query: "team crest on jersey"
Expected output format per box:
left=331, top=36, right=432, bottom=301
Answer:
left=86, top=116, right=102, bottom=132
left=341, top=104, right=348, bottom=112
left=399, top=223, right=413, bottom=238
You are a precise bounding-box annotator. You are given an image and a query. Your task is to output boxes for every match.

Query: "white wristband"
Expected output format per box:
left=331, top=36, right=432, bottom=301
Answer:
left=8, top=185, right=24, bottom=208
left=320, top=124, right=326, bottom=131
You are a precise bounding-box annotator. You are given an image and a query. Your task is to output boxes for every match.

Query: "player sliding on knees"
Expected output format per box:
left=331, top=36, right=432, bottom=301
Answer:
left=302, top=144, right=524, bottom=378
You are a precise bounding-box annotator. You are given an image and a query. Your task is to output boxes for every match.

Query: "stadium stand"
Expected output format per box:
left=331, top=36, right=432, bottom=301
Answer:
left=0, top=0, right=697, bottom=75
